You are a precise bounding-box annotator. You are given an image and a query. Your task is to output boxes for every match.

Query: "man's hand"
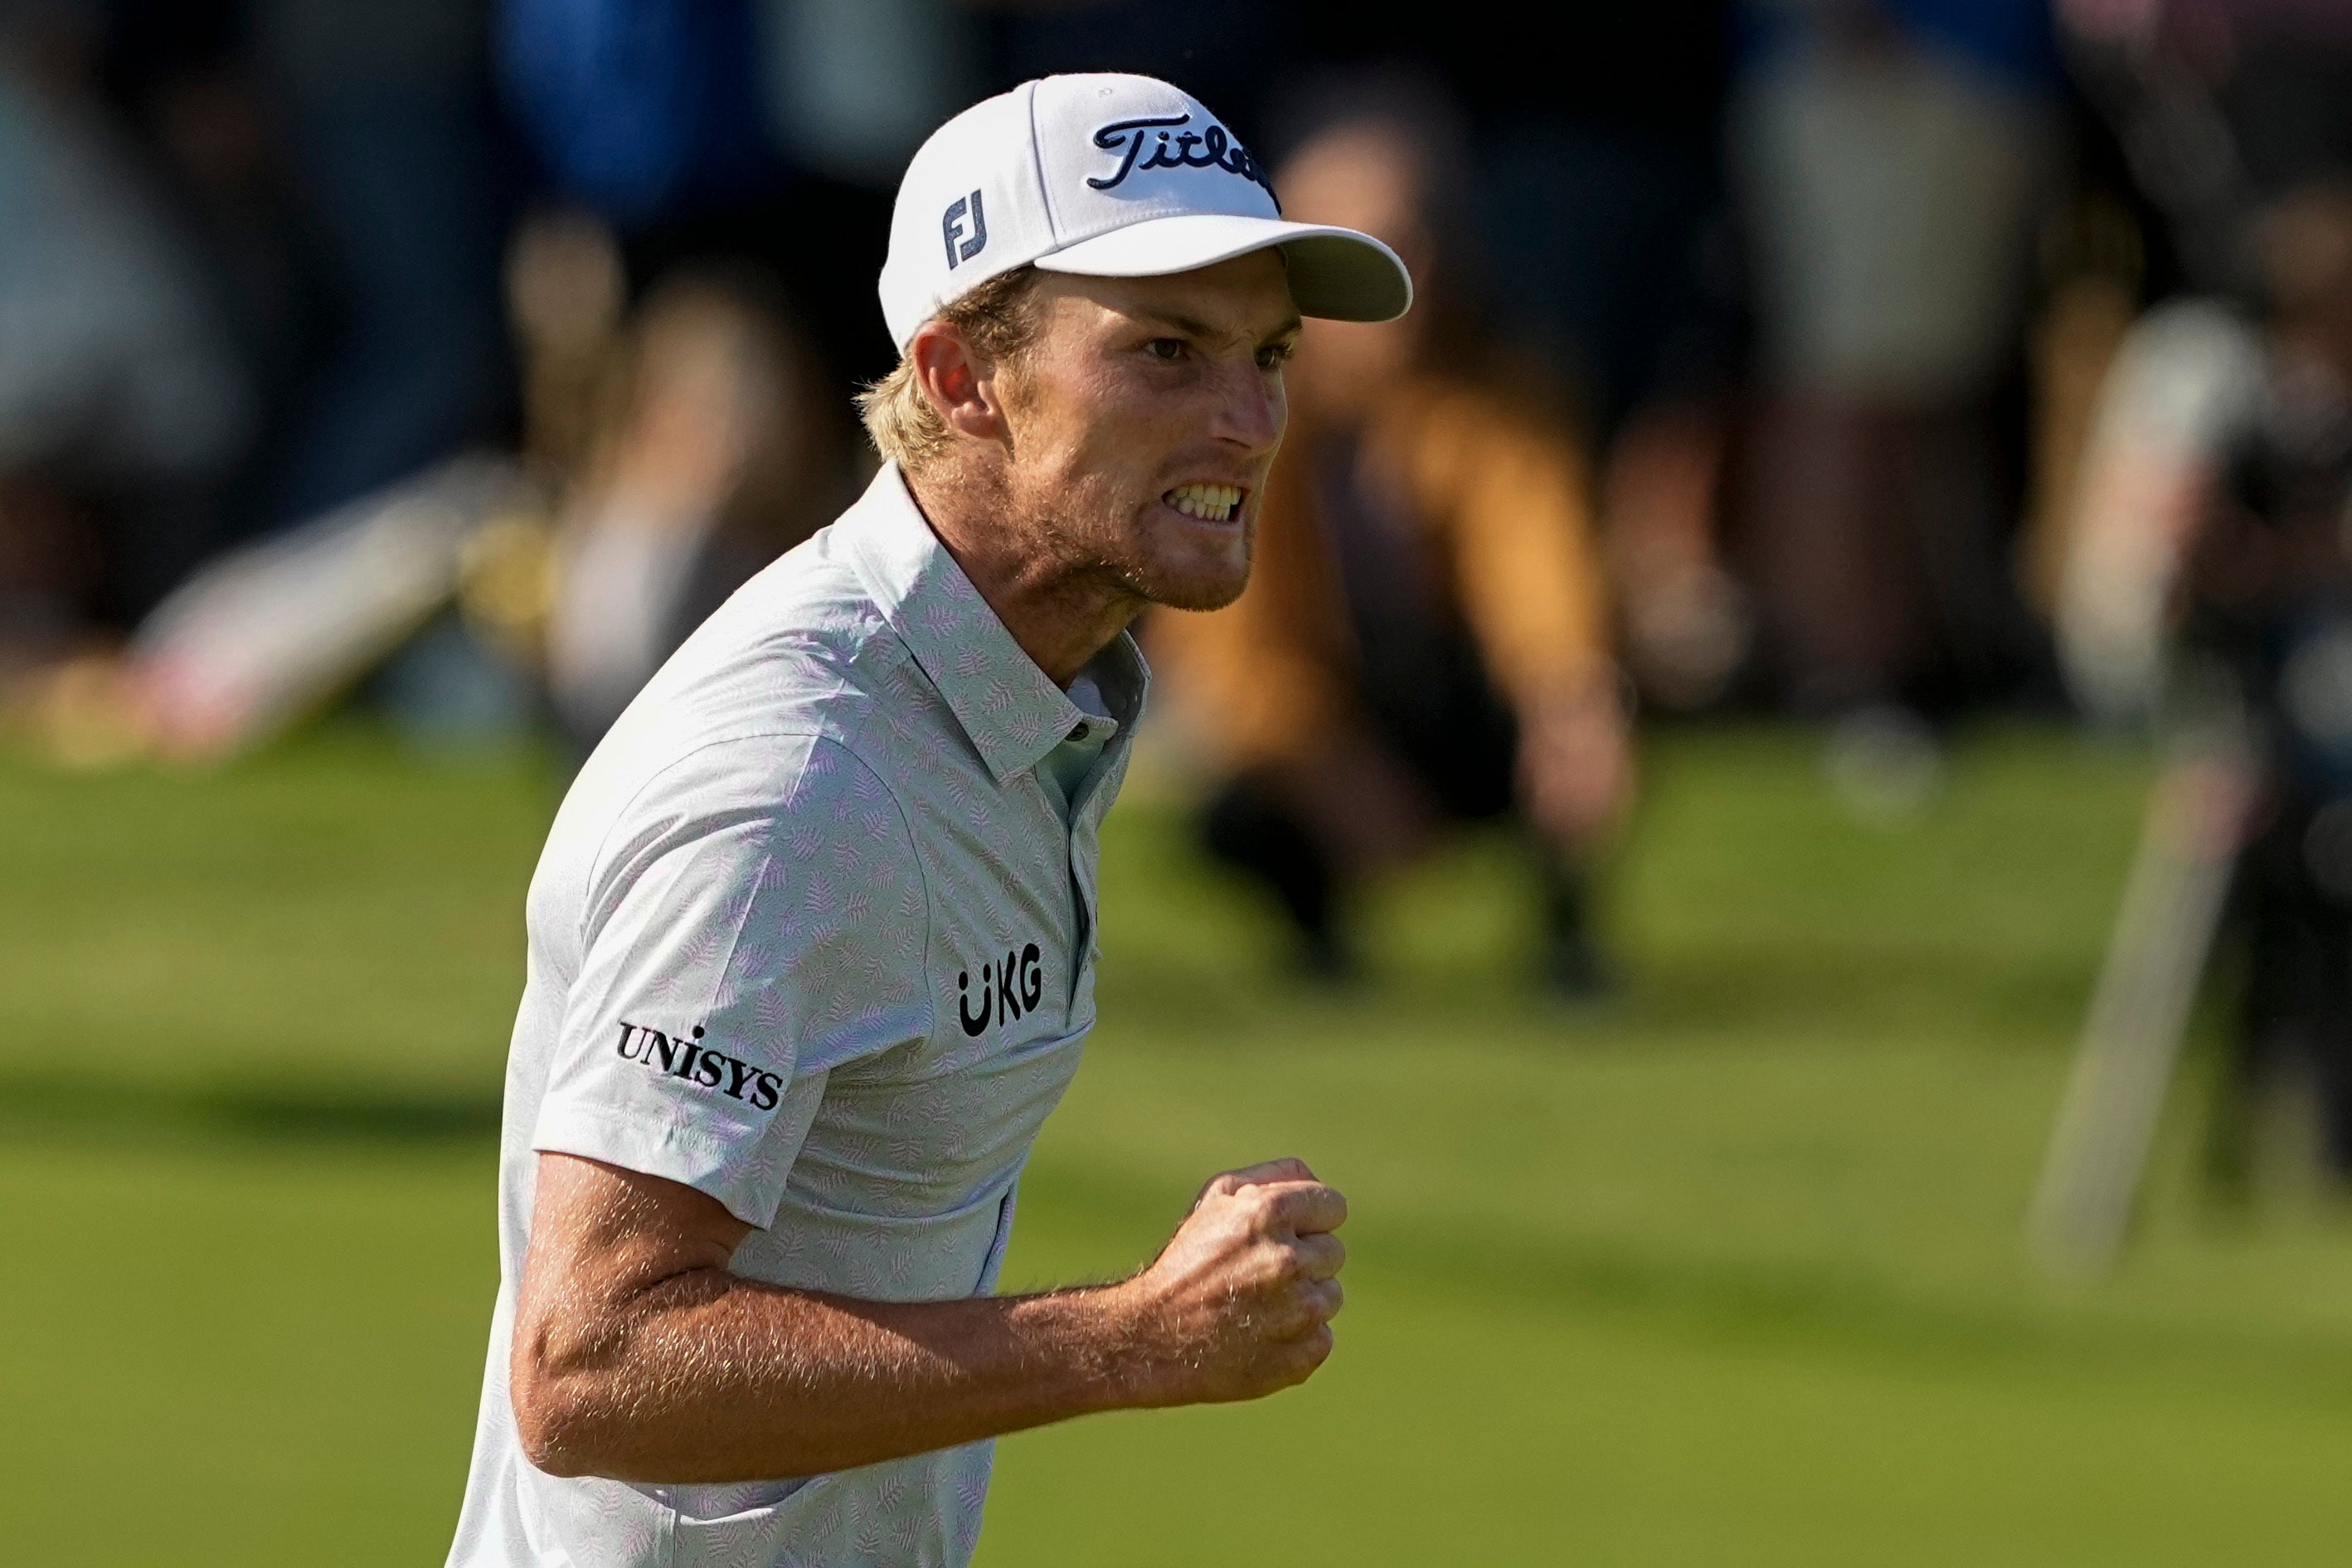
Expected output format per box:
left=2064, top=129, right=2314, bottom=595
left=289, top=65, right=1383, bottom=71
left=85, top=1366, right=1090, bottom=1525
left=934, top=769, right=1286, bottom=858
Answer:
left=1110, top=1158, right=1349, bottom=1405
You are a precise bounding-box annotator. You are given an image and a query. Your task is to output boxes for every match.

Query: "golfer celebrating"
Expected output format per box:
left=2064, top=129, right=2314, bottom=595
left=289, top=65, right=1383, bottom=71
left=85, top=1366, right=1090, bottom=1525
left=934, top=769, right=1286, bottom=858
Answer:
left=445, top=74, right=1410, bottom=1568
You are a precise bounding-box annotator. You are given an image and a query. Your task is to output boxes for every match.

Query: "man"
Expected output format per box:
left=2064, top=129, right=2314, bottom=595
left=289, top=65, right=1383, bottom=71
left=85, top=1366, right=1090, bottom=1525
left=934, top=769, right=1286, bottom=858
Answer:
left=444, top=73, right=1411, bottom=1568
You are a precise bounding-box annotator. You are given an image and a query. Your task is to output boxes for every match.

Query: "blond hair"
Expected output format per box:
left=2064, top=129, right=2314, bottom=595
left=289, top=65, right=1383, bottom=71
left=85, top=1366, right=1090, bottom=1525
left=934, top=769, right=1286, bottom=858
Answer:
left=857, top=268, right=1045, bottom=470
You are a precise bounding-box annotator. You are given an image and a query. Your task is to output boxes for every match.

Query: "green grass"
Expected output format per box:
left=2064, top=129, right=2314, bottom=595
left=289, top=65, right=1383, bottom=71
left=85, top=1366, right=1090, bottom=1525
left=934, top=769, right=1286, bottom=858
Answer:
left=5, top=724, right=2352, bottom=1564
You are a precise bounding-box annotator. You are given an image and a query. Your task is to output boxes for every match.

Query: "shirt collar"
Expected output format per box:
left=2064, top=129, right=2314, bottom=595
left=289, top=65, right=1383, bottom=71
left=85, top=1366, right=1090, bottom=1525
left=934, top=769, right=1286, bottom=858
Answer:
left=846, top=463, right=1149, bottom=785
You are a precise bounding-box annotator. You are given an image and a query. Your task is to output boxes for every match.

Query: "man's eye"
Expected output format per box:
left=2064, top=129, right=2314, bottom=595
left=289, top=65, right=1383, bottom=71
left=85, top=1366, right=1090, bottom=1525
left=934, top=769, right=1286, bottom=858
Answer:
left=1144, top=338, right=1186, bottom=362
left=1256, top=342, right=1295, bottom=370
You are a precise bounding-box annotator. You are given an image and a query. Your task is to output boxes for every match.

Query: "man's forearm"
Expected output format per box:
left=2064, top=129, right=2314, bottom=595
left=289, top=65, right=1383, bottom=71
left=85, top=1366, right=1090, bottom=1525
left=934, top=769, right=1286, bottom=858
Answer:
left=517, top=1269, right=1154, bottom=1484
left=511, top=1152, right=1342, bottom=1484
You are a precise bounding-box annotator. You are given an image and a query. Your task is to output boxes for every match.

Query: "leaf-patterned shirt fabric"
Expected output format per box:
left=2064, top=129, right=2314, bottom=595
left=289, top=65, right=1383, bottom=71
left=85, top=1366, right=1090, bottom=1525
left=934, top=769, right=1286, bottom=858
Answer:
left=446, top=464, right=1146, bottom=1568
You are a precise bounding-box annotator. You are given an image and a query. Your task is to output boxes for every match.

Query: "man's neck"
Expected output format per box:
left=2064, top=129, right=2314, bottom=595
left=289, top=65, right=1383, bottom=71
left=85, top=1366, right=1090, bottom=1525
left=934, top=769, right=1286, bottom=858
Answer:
left=902, top=464, right=1139, bottom=688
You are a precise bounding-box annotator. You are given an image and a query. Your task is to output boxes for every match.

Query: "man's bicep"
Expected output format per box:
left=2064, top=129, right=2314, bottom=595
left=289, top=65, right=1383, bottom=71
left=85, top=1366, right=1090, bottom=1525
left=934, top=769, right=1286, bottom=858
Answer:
left=511, top=1154, right=753, bottom=1471
left=522, top=1153, right=753, bottom=1318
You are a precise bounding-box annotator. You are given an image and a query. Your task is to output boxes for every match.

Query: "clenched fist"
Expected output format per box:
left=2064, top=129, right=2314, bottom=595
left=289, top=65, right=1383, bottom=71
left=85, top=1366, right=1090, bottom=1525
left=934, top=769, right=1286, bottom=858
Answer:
left=1109, top=1158, right=1349, bottom=1406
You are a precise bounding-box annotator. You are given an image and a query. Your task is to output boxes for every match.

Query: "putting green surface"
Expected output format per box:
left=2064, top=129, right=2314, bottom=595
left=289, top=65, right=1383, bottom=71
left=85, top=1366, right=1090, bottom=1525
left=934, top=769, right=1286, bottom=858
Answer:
left=4, top=726, right=2350, bottom=1565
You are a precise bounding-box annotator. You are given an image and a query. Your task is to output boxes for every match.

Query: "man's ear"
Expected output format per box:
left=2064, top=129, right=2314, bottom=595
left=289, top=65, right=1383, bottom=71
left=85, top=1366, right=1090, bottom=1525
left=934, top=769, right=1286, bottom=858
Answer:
left=911, top=321, right=1008, bottom=444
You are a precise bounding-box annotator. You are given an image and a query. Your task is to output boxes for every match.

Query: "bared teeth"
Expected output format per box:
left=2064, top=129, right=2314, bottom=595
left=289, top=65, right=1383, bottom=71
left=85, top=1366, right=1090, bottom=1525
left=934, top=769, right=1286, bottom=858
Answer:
left=1164, top=482, right=1242, bottom=521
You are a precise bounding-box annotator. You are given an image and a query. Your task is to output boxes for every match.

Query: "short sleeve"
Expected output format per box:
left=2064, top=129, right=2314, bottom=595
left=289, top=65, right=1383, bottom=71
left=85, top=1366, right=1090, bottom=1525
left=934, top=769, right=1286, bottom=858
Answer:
left=532, top=734, right=931, bottom=1227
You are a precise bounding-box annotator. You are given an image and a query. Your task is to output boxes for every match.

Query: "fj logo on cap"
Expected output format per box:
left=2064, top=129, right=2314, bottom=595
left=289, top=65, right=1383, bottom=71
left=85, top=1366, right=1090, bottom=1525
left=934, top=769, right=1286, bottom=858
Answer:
left=1087, top=114, right=1276, bottom=203
left=942, top=189, right=987, bottom=269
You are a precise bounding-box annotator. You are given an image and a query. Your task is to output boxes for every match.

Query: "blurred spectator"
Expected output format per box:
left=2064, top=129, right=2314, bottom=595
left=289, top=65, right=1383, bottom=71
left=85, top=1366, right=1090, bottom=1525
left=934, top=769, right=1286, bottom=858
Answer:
left=95, top=2, right=336, bottom=576
left=499, top=0, right=984, bottom=406
left=2094, top=14, right=2352, bottom=1180
left=2175, top=172, right=2352, bottom=1181
left=8, top=250, right=848, bottom=769
left=2044, top=0, right=2352, bottom=1182
left=504, top=206, right=628, bottom=486
left=2049, top=0, right=2352, bottom=731
left=1289, top=2, right=1734, bottom=430
left=252, top=0, right=516, bottom=525
left=1149, top=102, right=1635, bottom=993
left=0, top=4, right=255, bottom=677
left=2206, top=183, right=2352, bottom=1179
left=1281, top=6, right=1754, bottom=715
left=544, top=265, right=848, bottom=757
left=1731, top=0, right=2062, bottom=749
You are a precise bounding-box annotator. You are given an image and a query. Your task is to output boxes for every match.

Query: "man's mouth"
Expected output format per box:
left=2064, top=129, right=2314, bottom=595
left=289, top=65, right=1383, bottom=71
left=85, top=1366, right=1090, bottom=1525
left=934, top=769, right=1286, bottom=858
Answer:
left=1163, top=482, right=1243, bottom=522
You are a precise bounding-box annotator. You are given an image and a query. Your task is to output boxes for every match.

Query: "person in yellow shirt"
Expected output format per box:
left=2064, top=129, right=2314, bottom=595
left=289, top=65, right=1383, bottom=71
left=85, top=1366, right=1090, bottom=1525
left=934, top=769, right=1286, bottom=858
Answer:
left=1149, top=103, right=1635, bottom=992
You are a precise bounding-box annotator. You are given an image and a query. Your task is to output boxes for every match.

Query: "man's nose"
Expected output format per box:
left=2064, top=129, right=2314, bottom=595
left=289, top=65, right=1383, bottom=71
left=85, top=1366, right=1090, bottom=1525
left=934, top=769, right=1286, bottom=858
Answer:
left=1209, top=357, right=1284, bottom=456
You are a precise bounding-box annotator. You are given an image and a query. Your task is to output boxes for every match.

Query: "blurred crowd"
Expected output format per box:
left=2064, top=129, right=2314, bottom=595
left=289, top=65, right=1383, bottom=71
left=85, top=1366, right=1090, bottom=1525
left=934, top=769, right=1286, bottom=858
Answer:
left=7, top=0, right=2352, bottom=1025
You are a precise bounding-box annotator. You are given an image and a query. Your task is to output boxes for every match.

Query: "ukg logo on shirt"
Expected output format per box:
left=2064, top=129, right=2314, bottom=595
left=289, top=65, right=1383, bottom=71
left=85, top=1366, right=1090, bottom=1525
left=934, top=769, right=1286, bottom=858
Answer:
left=958, top=941, right=1044, bottom=1036
left=615, top=1021, right=783, bottom=1109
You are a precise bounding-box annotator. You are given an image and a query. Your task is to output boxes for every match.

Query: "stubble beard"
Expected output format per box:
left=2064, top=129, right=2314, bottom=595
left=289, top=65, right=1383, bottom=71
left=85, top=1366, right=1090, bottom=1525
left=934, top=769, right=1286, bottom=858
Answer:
left=1008, top=466, right=1255, bottom=615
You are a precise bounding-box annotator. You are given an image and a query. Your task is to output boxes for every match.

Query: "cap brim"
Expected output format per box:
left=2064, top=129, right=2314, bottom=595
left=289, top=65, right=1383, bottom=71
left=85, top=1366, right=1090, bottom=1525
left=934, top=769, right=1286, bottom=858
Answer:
left=1034, top=214, right=1412, bottom=323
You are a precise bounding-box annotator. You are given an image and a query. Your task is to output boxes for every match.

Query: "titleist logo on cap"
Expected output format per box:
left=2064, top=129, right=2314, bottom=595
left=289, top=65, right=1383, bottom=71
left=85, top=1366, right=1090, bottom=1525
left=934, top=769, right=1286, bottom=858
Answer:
left=1086, top=114, right=1277, bottom=202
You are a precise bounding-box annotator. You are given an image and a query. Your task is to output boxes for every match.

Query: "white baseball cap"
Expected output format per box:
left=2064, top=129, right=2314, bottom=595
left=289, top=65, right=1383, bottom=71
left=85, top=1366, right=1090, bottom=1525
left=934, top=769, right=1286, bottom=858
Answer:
left=878, top=73, right=1413, bottom=351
